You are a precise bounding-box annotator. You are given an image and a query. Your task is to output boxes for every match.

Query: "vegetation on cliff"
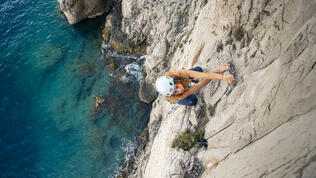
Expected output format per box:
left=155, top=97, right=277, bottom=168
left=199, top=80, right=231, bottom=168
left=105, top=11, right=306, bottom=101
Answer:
left=172, top=128, right=205, bottom=151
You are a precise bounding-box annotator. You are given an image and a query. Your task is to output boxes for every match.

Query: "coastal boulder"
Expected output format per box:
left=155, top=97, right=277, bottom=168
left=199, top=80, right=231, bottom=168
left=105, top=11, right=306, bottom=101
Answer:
left=94, top=96, right=105, bottom=111
left=58, top=0, right=115, bottom=24
left=138, top=76, right=158, bottom=104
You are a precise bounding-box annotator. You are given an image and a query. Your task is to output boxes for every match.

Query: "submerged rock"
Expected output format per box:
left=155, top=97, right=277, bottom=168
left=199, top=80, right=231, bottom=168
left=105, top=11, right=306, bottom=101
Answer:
left=72, top=59, right=94, bottom=78
left=109, top=62, right=116, bottom=71
left=36, top=43, right=63, bottom=70
left=95, top=96, right=105, bottom=111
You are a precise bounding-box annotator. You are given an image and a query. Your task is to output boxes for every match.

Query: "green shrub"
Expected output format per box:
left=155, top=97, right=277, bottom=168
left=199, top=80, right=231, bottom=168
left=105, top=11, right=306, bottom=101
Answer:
left=172, top=129, right=204, bottom=151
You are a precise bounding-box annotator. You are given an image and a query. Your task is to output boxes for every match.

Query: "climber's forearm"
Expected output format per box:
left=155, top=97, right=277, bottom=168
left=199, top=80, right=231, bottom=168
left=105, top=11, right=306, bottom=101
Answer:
left=212, top=67, right=222, bottom=73
left=182, top=79, right=211, bottom=98
left=176, top=70, right=223, bottom=80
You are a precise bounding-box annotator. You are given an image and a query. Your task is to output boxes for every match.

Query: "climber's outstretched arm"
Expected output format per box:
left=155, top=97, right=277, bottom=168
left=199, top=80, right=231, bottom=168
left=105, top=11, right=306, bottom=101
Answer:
left=171, top=70, right=236, bottom=84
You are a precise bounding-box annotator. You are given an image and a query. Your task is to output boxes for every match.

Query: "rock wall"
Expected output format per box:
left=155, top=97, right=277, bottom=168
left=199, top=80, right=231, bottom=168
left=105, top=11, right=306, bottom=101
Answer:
left=58, top=0, right=115, bottom=24
left=102, top=0, right=208, bottom=103
left=99, top=0, right=316, bottom=177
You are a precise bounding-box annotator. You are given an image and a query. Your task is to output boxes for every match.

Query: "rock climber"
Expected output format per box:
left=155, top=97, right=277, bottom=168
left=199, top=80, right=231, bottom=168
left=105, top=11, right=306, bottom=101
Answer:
left=155, top=64, right=236, bottom=106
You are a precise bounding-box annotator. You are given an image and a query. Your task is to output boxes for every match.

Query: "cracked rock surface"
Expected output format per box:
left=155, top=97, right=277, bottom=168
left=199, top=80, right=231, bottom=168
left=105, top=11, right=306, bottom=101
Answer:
left=114, top=0, right=316, bottom=177
left=58, top=0, right=115, bottom=24
left=99, top=0, right=316, bottom=177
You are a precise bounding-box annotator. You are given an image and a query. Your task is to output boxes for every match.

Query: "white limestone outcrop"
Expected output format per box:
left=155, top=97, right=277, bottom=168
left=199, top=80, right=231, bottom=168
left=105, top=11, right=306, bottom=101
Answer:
left=97, top=0, right=316, bottom=177
left=58, top=0, right=114, bottom=24
left=120, top=0, right=316, bottom=177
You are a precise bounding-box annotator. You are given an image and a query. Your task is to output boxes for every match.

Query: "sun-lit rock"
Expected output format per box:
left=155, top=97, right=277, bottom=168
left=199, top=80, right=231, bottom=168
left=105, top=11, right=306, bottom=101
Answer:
left=95, top=96, right=105, bottom=111
left=110, top=0, right=316, bottom=177
left=58, top=0, right=115, bottom=24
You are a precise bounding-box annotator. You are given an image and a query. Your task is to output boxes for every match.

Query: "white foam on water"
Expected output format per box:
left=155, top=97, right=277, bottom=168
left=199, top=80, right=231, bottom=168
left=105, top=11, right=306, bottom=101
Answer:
left=101, top=41, right=108, bottom=49
left=121, top=137, right=138, bottom=159
left=124, top=62, right=143, bottom=81
left=101, top=41, right=146, bottom=83
left=101, top=41, right=139, bottom=60
left=109, top=137, right=139, bottom=178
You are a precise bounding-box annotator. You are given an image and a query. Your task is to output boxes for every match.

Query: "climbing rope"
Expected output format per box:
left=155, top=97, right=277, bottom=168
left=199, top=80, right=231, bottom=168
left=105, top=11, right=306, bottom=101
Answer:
left=165, top=104, right=180, bottom=118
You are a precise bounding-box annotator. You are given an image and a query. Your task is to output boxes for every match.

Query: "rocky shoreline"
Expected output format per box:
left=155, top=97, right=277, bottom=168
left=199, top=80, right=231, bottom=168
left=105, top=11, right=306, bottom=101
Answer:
left=58, top=0, right=316, bottom=177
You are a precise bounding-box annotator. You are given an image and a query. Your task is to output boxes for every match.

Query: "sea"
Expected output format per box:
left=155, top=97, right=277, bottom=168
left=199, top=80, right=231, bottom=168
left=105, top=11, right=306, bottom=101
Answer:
left=0, top=0, right=151, bottom=177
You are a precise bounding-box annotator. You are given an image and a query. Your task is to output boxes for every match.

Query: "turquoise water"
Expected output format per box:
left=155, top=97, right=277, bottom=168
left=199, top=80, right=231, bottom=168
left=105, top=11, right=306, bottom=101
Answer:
left=0, top=0, right=150, bottom=177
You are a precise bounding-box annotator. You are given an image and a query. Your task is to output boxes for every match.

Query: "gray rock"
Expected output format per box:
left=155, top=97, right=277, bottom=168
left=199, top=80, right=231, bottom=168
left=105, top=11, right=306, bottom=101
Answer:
left=138, top=76, right=158, bottom=104
left=101, top=4, right=148, bottom=56
left=201, top=109, right=316, bottom=178
left=95, top=0, right=316, bottom=177
left=58, top=0, right=115, bottom=24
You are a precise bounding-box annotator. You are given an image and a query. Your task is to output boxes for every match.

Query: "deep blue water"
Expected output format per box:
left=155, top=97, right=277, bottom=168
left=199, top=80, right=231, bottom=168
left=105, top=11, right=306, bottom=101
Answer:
left=0, top=0, right=150, bottom=177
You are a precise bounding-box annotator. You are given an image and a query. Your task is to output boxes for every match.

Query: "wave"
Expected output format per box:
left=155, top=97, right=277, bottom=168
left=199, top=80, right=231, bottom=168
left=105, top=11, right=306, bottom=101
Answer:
left=101, top=41, right=146, bottom=83
left=109, top=137, right=139, bottom=178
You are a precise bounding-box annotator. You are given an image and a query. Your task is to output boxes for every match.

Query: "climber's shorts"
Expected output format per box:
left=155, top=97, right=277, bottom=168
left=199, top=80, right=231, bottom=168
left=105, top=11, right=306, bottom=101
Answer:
left=177, top=67, right=203, bottom=106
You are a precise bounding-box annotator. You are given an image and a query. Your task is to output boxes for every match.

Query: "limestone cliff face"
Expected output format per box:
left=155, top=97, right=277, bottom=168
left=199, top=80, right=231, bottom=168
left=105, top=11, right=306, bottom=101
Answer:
left=102, top=0, right=316, bottom=177
left=103, top=0, right=207, bottom=103
left=58, top=0, right=115, bottom=24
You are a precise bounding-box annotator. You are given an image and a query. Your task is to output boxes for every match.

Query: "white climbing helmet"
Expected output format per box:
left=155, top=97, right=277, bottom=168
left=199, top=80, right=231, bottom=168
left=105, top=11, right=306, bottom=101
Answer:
left=155, top=76, right=175, bottom=96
